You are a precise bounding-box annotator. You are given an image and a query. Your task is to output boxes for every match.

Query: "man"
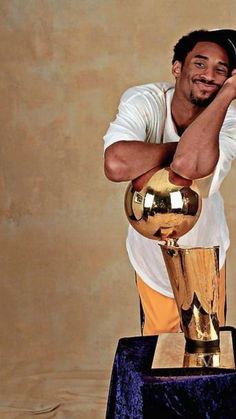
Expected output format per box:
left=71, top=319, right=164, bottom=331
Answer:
left=103, top=29, right=236, bottom=335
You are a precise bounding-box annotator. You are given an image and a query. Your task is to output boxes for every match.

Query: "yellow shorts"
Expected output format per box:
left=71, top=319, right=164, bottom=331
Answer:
left=136, top=264, right=226, bottom=335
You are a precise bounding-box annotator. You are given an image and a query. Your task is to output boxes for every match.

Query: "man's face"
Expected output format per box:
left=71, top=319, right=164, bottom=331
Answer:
left=173, top=41, right=230, bottom=107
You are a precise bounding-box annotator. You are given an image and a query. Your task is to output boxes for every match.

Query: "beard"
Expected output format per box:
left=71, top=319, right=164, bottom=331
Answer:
left=189, top=82, right=221, bottom=107
left=190, top=90, right=218, bottom=107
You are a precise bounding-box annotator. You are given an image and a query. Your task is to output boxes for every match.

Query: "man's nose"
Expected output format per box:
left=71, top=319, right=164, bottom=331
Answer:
left=200, top=67, right=215, bottom=81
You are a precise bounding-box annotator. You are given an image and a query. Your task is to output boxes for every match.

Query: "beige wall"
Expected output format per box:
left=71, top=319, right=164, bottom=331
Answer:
left=1, top=0, right=236, bottom=382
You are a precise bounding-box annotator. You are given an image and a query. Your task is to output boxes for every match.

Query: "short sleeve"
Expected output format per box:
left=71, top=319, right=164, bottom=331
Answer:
left=103, top=84, right=167, bottom=150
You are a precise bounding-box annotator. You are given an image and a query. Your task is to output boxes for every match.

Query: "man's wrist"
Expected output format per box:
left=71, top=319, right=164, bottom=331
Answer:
left=219, top=82, right=236, bottom=103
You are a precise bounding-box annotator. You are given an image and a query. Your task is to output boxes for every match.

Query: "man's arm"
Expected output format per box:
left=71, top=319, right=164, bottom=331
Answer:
left=104, top=72, right=236, bottom=188
left=104, top=140, right=177, bottom=181
left=171, top=71, right=236, bottom=181
left=104, top=140, right=192, bottom=190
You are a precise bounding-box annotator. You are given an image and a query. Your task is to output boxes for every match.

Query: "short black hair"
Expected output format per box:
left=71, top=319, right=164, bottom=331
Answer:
left=172, top=29, right=236, bottom=72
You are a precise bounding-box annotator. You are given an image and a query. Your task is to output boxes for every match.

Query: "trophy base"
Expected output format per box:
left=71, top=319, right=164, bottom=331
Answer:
left=152, top=327, right=236, bottom=370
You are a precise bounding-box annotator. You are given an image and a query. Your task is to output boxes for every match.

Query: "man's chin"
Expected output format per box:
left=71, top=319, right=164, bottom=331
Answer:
left=190, top=91, right=217, bottom=107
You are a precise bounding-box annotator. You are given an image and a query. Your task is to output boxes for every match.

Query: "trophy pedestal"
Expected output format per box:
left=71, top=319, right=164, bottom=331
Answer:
left=152, top=327, right=236, bottom=370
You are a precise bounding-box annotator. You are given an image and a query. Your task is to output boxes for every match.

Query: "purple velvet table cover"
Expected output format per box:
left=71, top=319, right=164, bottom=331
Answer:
left=106, top=329, right=236, bottom=418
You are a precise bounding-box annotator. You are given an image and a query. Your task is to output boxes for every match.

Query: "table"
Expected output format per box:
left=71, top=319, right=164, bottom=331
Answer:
left=106, top=328, right=236, bottom=418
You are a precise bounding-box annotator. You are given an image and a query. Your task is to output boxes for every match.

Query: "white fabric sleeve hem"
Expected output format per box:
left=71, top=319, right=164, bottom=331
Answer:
left=103, top=130, right=144, bottom=151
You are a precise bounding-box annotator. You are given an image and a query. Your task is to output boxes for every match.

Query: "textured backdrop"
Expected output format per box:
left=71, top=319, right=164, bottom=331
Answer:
left=0, top=1, right=236, bottom=417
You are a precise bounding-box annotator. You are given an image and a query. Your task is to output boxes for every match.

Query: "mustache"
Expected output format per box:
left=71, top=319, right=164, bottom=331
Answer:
left=193, top=78, right=221, bottom=87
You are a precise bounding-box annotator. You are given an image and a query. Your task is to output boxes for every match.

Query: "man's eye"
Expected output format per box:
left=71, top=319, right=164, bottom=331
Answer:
left=217, top=68, right=227, bottom=75
left=195, top=62, right=205, bottom=68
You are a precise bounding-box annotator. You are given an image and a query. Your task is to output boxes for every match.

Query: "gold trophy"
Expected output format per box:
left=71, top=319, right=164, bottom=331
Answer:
left=124, top=168, right=235, bottom=369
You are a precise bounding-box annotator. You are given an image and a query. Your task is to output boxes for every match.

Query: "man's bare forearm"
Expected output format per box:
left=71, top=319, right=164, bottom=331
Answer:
left=104, top=140, right=178, bottom=181
left=104, top=73, right=236, bottom=184
left=171, top=73, right=236, bottom=179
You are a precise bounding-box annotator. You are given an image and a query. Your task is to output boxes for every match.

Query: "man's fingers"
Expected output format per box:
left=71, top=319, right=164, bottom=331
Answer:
left=132, top=166, right=192, bottom=191
left=168, top=169, right=192, bottom=187
left=132, top=166, right=162, bottom=191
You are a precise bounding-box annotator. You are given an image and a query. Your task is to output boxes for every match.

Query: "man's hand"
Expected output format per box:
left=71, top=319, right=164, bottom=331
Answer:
left=132, top=166, right=192, bottom=191
left=221, top=69, right=236, bottom=98
left=168, top=169, right=192, bottom=187
left=132, top=166, right=162, bottom=191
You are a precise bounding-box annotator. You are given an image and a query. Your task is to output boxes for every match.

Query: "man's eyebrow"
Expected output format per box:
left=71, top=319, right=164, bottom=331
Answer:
left=194, top=54, right=208, bottom=60
left=194, top=54, right=229, bottom=68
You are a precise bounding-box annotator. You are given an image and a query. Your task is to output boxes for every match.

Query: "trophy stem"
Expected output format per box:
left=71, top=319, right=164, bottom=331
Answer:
left=159, top=244, right=220, bottom=367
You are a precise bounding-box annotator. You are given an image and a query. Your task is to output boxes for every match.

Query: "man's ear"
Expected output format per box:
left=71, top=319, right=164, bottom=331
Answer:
left=172, top=61, right=182, bottom=78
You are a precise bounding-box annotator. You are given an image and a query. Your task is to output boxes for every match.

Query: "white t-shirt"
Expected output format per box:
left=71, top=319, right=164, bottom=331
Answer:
left=104, top=82, right=236, bottom=297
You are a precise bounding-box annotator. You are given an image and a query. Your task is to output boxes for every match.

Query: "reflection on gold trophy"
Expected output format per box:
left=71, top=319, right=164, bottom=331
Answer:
left=125, top=168, right=233, bottom=368
left=161, top=244, right=220, bottom=367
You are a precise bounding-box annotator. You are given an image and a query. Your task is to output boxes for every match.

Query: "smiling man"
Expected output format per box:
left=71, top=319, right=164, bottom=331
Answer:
left=103, top=29, right=236, bottom=335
